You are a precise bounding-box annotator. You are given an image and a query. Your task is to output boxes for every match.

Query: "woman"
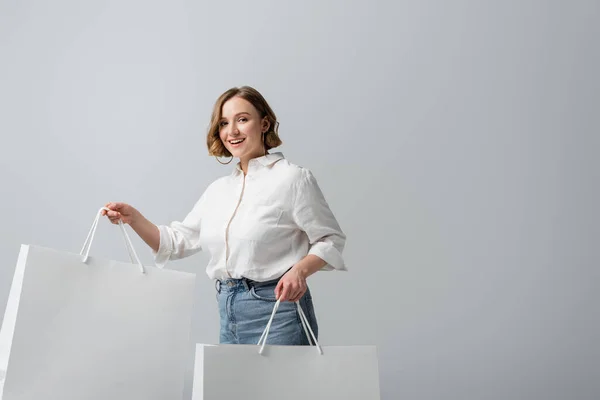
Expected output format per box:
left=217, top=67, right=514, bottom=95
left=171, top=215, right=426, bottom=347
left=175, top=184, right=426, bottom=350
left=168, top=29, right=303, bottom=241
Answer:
left=102, top=86, right=346, bottom=345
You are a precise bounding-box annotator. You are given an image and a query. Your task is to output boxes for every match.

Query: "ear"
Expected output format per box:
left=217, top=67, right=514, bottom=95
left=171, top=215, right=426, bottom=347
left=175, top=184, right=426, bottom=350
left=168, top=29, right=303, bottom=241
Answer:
left=262, top=117, right=270, bottom=133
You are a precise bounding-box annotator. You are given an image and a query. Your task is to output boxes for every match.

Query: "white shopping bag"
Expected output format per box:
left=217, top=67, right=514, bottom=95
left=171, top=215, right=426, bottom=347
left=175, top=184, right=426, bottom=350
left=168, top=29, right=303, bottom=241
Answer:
left=191, top=300, right=381, bottom=400
left=0, top=208, right=197, bottom=400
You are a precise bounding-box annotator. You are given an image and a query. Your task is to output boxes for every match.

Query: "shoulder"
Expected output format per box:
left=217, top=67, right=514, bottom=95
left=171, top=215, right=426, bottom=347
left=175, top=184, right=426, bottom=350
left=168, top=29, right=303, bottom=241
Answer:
left=208, top=173, right=232, bottom=188
left=192, top=174, right=232, bottom=204
left=196, top=176, right=223, bottom=195
left=269, top=159, right=324, bottom=202
left=271, top=157, right=314, bottom=184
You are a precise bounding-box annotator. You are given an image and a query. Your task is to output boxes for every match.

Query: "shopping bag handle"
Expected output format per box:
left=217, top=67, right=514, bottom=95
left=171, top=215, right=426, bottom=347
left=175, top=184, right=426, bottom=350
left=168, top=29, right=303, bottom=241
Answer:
left=80, top=207, right=145, bottom=274
left=257, top=299, right=323, bottom=355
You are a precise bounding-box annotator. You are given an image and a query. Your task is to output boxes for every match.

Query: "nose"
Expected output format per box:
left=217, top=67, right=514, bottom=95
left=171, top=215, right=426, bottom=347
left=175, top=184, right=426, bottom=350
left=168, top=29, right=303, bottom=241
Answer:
left=227, top=122, right=239, bottom=136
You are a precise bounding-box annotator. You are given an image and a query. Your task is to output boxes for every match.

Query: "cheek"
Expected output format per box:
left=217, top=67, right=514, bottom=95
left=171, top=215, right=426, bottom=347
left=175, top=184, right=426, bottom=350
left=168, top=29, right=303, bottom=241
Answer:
left=218, top=131, right=228, bottom=143
left=244, top=125, right=262, bottom=142
left=246, top=134, right=261, bottom=149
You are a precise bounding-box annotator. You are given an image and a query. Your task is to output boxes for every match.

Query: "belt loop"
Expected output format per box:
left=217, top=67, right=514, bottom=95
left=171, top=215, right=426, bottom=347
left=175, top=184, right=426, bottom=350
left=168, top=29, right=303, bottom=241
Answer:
left=242, top=278, right=250, bottom=291
left=215, top=279, right=221, bottom=294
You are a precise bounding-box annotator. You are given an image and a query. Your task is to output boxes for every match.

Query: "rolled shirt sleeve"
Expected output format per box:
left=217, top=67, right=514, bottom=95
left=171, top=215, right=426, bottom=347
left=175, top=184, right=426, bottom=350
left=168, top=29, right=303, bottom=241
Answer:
left=152, top=193, right=205, bottom=268
left=292, top=169, right=347, bottom=271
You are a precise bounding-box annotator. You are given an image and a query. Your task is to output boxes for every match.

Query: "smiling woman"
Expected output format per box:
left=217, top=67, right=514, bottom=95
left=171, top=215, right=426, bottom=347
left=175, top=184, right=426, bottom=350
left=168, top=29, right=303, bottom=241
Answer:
left=102, top=86, right=347, bottom=345
left=206, top=87, right=282, bottom=168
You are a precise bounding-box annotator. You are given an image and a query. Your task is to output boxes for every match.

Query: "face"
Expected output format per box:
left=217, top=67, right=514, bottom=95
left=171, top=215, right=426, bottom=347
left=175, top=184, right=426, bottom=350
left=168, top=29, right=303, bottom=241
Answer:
left=218, top=96, right=269, bottom=161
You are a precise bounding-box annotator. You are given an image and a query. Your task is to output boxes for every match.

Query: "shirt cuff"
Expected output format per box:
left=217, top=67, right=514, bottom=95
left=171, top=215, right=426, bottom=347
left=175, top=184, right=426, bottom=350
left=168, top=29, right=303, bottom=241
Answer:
left=308, top=242, right=347, bottom=271
left=151, top=225, right=173, bottom=269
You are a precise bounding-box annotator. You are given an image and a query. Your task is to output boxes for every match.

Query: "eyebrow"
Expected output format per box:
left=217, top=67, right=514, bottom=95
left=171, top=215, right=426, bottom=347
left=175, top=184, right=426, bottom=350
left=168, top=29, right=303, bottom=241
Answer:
left=220, top=112, right=250, bottom=120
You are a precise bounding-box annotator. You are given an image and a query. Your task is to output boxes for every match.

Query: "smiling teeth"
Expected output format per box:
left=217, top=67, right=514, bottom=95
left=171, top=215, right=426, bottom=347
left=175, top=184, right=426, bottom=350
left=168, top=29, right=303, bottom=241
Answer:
left=231, top=139, right=244, bottom=144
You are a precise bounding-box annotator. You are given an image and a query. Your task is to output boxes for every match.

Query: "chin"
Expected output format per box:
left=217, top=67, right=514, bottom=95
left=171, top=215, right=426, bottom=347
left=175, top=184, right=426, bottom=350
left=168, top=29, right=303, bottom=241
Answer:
left=228, top=149, right=243, bottom=159
left=226, top=147, right=260, bottom=160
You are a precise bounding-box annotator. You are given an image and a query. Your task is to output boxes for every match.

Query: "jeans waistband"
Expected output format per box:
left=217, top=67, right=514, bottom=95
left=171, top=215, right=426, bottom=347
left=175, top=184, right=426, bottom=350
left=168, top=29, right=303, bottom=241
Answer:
left=215, top=276, right=281, bottom=293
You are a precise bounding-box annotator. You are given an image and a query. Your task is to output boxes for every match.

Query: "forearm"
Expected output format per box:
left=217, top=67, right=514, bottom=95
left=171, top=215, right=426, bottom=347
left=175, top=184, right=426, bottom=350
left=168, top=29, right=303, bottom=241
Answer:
left=130, top=213, right=160, bottom=253
left=291, top=254, right=327, bottom=279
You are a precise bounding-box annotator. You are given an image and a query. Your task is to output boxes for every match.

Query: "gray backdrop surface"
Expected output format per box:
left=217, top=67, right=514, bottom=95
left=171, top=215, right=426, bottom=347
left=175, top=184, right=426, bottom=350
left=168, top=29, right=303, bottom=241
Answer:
left=1, top=1, right=598, bottom=399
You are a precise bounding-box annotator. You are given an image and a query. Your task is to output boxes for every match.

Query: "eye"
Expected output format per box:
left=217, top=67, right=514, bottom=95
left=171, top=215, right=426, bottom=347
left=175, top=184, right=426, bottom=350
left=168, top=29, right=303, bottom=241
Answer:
left=219, top=121, right=228, bottom=127
left=238, top=117, right=247, bottom=123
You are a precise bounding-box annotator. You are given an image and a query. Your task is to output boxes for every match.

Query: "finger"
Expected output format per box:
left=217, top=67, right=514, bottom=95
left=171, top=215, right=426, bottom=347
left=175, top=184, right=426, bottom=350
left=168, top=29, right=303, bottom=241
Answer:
left=292, top=288, right=306, bottom=302
left=291, top=288, right=302, bottom=302
left=279, top=283, right=291, bottom=302
left=284, top=283, right=298, bottom=302
left=275, top=280, right=283, bottom=299
left=112, top=202, right=127, bottom=211
left=105, top=202, right=123, bottom=211
left=291, top=292, right=301, bottom=302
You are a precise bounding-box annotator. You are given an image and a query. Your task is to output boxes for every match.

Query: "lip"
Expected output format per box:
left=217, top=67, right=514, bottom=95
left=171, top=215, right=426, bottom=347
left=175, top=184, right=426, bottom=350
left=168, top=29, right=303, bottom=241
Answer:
left=228, top=138, right=245, bottom=148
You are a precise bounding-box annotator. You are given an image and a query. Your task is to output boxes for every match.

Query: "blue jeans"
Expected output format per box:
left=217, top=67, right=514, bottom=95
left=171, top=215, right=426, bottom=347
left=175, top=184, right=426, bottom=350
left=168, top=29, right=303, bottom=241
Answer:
left=215, top=277, right=319, bottom=345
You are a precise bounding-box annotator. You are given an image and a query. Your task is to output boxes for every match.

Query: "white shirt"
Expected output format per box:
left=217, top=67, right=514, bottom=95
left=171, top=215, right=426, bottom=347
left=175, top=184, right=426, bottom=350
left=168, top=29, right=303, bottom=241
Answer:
left=153, top=152, right=347, bottom=281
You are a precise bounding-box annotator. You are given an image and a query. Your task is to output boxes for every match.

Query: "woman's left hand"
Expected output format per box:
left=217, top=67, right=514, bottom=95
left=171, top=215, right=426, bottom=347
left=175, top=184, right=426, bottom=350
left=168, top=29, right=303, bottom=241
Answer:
left=275, top=267, right=307, bottom=302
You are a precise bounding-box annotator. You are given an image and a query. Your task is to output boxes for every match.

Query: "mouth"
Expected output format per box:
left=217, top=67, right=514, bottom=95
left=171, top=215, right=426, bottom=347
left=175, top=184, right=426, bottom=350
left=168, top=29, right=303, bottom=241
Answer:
left=229, top=138, right=245, bottom=147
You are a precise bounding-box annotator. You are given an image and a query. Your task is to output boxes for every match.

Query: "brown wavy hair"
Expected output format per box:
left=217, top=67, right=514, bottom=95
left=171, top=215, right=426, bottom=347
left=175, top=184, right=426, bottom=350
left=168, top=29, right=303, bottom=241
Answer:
left=207, top=86, right=282, bottom=157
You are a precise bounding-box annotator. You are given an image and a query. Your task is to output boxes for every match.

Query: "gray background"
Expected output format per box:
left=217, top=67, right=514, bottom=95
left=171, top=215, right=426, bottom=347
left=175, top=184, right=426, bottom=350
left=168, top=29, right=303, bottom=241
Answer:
left=1, top=0, right=598, bottom=399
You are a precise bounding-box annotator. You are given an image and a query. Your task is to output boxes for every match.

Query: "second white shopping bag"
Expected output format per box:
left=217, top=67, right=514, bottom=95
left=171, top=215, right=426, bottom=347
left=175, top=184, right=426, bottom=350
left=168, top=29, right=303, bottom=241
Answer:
left=191, top=299, right=381, bottom=400
left=0, top=207, right=197, bottom=400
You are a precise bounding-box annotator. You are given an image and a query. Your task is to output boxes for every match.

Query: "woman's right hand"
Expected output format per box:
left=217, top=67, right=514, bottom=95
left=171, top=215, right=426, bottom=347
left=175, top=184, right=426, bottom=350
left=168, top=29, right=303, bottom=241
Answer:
left=101, top=202, right=160, bottom=253
left=102, top=202, right=139, bottom=225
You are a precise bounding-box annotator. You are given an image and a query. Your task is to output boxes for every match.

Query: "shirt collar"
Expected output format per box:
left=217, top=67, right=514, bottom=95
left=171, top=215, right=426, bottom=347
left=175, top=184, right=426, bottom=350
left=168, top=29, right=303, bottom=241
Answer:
left=233, top=152, right=285, bottom=174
